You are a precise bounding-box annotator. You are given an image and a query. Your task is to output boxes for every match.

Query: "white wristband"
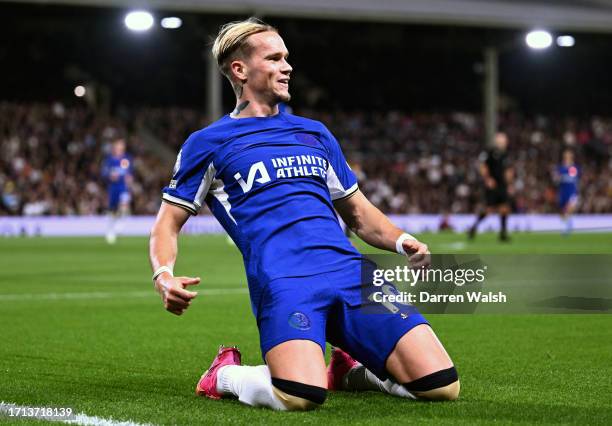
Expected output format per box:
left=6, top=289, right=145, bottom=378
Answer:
left=395, top=233, right=417, bottom=255
left=152, top=266, right=173, bottom=282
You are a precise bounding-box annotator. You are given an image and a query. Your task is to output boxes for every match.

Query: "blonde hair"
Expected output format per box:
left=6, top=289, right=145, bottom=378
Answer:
left=212, top=18, right=277, bottom=81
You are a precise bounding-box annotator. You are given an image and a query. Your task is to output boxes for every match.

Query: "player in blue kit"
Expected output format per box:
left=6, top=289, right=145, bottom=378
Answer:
left=149, top=18, right=459, bottom=411
left=102, top=138, right=132, bottom=244
left=555, top=149, right=580, bottom=235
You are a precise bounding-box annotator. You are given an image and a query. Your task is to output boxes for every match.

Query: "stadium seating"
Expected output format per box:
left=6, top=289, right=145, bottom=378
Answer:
left=0, top=102, right=609, bottom=215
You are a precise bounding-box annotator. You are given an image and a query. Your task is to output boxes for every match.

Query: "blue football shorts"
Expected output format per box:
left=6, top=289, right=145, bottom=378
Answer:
left=251, top=259, right=428, bottom=380
left=558, top=191, right=578, bottom=210
left=108, top=189, right=131, bottom=211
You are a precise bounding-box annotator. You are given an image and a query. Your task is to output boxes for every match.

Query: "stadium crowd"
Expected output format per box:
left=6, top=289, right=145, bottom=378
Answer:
left=305, top=109, right=612, bottom=214
left=1, top=101, right=610, bottom=216
left=0, top=102, right=167, bottom=216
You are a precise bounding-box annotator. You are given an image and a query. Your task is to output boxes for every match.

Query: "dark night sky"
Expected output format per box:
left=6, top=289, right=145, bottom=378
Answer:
left=1, top=2, right=612, bottom=115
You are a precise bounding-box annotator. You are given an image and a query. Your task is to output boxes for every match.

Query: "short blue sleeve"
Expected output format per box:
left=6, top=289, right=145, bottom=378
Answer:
left=320, top=125, right=358, bottom=200
left=162, top=131, right=215, bottom=215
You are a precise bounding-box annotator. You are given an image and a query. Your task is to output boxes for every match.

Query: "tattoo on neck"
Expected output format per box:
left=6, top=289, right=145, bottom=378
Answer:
left=231, top=101, right=250, bottom=117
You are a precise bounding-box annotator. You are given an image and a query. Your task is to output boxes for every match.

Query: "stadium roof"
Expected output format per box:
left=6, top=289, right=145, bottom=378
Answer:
left=7, top=0, right=612, bottom=33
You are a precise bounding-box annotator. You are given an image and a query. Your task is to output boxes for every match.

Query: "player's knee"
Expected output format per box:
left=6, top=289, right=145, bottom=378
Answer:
left=413, top=379, right=460, bottom=401
left=271, top=378, right=327, bottom=411
left=404, top=366, right=460, bottom=401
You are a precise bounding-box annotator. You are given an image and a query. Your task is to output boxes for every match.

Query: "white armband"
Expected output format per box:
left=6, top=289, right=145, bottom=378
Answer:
left=395, top=233, right=417, bottom=256
left=152, top=266, right=173, bottom=283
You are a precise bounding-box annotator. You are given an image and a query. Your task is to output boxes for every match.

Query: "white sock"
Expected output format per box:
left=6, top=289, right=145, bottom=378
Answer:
left=344, top=365, right=415, bottom=399
left=216, top=365, right=287, bottom=410
left=380, top=378, right=415, bottom=399
left=107, top=214, right=117, bottom=237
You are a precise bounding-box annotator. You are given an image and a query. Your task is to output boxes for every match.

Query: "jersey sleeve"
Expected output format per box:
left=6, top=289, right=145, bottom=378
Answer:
left=161, top=131, right=215, bottom=215
left=320, top=125, right=358, bottom=201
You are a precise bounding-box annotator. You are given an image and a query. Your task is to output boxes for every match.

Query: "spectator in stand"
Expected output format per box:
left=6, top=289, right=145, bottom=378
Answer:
left=0, top=102, right=610, bottom=217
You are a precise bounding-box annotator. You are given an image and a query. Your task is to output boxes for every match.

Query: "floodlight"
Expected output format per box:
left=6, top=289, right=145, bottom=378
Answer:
left=525, top=30, right=553, bottom=49
left=124, top=11, right=154, bottom=32
left=161, top=17, right=182, bottom=29
left=74, top=85, right=86, bottom=97
left=556, top=35, right=575, bottom=47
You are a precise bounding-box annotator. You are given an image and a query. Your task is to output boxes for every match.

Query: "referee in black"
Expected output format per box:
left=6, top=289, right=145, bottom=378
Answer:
left=468, top=131, right=513, bottom=242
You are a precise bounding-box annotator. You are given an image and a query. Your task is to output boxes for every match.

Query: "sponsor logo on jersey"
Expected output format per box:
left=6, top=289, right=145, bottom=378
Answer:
left=234, top=161, right=271, bottom=193
left=235, top=155, right=328, bottom=193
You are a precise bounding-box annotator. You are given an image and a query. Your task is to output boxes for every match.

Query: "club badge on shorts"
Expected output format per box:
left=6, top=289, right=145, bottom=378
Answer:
left=288, top=311, right=311, bottom=330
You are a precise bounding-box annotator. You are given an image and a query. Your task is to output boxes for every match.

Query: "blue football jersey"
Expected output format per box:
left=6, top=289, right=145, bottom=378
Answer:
left=557, top=164, right=580, bottom=194
left=162, top=112, right=362, bottom=283
left=103, top=154, right=132, bottom=191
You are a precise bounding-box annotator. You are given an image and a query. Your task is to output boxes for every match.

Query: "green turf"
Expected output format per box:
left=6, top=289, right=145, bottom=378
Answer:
left=0, top=232, right=611, bottom=425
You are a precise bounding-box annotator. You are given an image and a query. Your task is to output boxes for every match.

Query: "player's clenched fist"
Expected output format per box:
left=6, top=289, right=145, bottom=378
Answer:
left=154, top=276, right=200, bottom=316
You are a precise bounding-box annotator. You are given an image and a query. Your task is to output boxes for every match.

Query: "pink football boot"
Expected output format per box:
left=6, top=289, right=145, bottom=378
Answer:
left=327, top=347, right=359, bottom=391
left=195, top=345, right=242, bottom=399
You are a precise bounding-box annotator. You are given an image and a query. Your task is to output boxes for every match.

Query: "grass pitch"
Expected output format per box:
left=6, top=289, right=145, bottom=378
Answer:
left=0, top=232, right=611, bottom=425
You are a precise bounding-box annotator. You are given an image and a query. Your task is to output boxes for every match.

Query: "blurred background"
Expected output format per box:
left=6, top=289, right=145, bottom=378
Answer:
left=0, top=0, right=610, bottom=233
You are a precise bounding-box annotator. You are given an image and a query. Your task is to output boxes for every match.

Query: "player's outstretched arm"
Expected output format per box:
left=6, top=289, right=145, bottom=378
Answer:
left=334, top=190, right=429, bottom=266
left=149, top=202, right=200, bottom=316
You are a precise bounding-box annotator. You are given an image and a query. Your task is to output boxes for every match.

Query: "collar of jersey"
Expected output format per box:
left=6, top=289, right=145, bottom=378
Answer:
left=227, top=111, right=283, bottom=120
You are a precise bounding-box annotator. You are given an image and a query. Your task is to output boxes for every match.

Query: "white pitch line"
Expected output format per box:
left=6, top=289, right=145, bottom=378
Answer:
left=0, top=401, right=154, bottom=426
left=0, top=288, right=249, bottom=301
